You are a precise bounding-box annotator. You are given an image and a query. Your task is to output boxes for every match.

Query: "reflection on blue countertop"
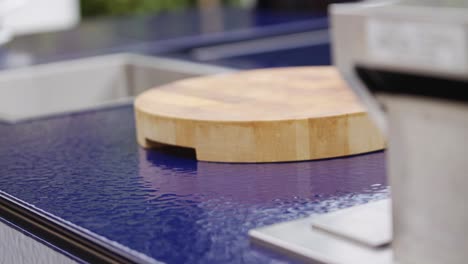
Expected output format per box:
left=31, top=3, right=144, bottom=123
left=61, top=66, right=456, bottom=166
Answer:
left=0, top=106, right=388, bottom=263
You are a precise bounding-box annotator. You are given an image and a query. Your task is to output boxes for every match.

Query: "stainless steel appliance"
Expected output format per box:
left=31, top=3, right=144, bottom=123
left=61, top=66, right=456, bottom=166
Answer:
left=250, top=1, right=468, bottom=263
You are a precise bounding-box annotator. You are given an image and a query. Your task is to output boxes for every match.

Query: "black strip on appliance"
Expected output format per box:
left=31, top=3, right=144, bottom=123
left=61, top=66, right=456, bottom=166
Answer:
left=356, top=65, right=468, bottom=103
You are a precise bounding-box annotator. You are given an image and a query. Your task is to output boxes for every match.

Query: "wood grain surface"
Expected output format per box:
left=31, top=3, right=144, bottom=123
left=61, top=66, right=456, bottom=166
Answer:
left=135, top=67, right=385, bottom=162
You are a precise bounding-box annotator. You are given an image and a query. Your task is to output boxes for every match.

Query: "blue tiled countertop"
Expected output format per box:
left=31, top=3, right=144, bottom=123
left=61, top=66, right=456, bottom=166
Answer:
left=0, top=106, right=388, bottom=263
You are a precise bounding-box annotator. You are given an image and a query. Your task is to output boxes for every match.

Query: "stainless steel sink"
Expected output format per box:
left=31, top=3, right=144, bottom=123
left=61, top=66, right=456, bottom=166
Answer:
left=0, top=53, right=234, bottom=123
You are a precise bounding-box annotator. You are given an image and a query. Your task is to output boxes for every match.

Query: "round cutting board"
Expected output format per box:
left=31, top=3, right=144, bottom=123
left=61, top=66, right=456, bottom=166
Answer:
left=135, top=67, right=384, bottom=163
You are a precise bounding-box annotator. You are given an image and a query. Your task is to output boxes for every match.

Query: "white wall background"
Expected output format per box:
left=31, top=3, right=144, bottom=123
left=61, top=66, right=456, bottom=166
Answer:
left=4, top=0, right=80, bottom=35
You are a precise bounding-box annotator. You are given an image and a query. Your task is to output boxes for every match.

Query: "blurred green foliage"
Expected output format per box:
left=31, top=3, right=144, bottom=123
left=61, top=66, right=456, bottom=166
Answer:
left=81, top=0, right=241, bottom=18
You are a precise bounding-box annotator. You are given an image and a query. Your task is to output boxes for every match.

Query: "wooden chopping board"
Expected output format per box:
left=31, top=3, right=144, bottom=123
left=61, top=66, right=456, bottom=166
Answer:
left=135, top=67, right=384, bottom=163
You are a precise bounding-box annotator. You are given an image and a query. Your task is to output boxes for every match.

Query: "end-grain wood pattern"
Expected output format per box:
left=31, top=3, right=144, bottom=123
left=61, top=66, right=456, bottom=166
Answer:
left=135, top=67, right=385, bottom=162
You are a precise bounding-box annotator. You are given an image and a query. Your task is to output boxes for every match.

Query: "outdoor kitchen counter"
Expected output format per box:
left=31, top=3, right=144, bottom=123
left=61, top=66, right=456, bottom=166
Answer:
left=0, top=105, right=388, bottom=263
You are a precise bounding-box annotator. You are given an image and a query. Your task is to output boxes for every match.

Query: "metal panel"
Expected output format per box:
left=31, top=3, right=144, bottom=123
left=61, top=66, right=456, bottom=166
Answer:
left=0, top=53, right=233, bottom=123
left=250, top=211, right=392, bottom=264
left=312, top=199, right=391, bottom=247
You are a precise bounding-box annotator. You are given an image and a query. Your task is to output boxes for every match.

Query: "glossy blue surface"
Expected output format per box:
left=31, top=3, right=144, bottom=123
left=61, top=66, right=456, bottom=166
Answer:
left=0, top=106, right=388, bottom=263
left=204, top=43, right=331, bottom=69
